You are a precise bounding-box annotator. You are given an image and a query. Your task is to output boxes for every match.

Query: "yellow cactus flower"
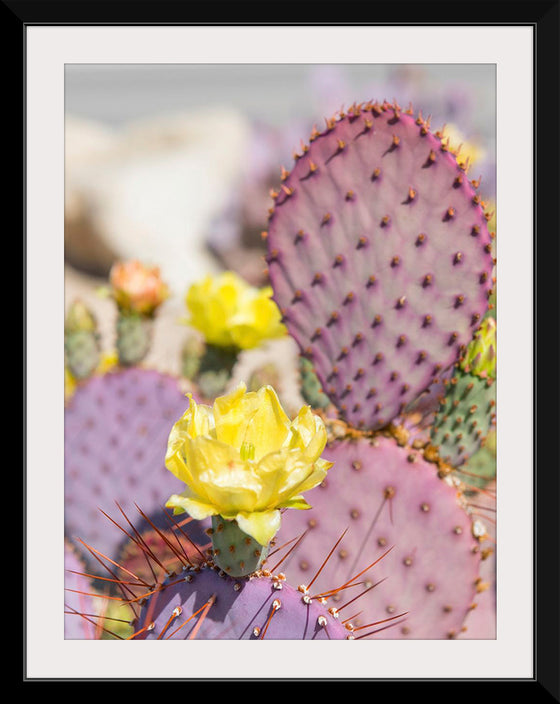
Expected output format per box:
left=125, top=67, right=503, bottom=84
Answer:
left=184, top=271, right=286, bottom=350
left=109, top=259, right=169, bottom=316
left=165, top=383, right=332, bottom=546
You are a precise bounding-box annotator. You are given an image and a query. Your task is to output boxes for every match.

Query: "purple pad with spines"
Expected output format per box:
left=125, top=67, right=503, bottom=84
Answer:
left=267, top=104, right=494, bottom=430
left=136, top=568, right=351, bottom=640
left=276, top=435, right=482, bottom=639
left=64, top=368, right=207, bottom=566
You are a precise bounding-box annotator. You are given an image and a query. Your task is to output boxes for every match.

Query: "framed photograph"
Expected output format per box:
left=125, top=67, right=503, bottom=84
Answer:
left=19, top=5, right=558, bottom=694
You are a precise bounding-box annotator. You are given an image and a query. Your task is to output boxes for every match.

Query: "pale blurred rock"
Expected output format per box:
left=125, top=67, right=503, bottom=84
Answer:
left=65, top=107, right=252, bottom=294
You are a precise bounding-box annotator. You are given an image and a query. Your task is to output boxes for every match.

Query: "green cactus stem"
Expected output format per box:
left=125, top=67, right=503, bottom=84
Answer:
left=208, top=516, right=270, bottom=577
left=115, top=311, right=153, bottom=367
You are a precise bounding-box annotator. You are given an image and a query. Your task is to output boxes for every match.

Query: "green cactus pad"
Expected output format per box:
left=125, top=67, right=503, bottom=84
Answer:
left=65, top=329, right=101, bottom=380
left=430, top=367, right=496, bottom=468
left=116, top=312, right=153, bottom=366
left=299, top=356, right=331, bottom=410
left=65, top=300, right=101, bottom=380
left=181, top=334, right=205, bottom=380
left=455, top=441, right=497, bottom=492
left=199, top=343, right=239, bottom=376
left=209, top=516, right=269, bottom=577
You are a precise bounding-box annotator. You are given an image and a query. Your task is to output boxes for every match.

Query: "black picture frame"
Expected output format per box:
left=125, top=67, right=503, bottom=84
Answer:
left=15, top=2, right=558, bottom=697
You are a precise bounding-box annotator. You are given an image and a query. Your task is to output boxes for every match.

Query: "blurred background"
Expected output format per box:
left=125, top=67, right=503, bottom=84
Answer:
left=64, top=63, right=496, bottom=376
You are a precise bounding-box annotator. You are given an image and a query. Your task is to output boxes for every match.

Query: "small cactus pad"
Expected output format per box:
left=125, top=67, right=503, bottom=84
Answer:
left=116, top=312, right=153, bottom=367
left=65, top=329, right=102, bottom=381
left=454, top=432, right=496, bottom=492
left=64, top=368, right=208, bottom=566
left=64, top=300, right=101, bottom=381
left=135, top=567, right=354, bottom=640
left=186, top=343, right=241, bottom=401
left=208, top=516, right=269, bottom=577
left=277, top=434, right=482, bottom=639
left=266, top=103, right=494, bottom=431
left=430, top=367, right=496, bottom=468
left=299, top=356, right=331, bottom=410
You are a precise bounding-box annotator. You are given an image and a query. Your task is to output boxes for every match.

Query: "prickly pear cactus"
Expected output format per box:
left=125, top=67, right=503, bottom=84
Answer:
left=64, top=367, right=209, bottom=567
left=75, top=508, right=400, bottom=641
left=64, top=100, right=497, bottom=643
left=277, top=434, right=484, bottom=639
left=266, top=101, right=495, bottom=431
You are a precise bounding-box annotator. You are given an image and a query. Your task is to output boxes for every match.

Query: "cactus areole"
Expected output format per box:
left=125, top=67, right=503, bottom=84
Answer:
left=266, top=102, right=494, bottom=431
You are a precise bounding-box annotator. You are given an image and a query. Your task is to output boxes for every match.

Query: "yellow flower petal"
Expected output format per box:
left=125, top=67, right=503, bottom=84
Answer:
left=165, top=491, right=219, bottom=520
left=254, top=449, right=327, bottom=508
left=236, top=510, right=281, bottom=546
left=196, top=468, right=261, bottom=515
left=240, top=386, right=291, bottom=460
left=278, top=495, right=312, bottom=510
left=228, top=286, right=285, bottom=349
left=212, top=383, right=254, bottom=448
left=287, top=405, right=328, bottom=461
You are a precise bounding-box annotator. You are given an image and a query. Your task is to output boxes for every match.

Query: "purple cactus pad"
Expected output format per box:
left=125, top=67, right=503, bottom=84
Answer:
left=135, top=567, right=355, bottom=640
left=276, top=434, right=483, bottom=639
left=266, top=102, right=494, bottom=430
left=64, top=368, right=208, bottom=567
